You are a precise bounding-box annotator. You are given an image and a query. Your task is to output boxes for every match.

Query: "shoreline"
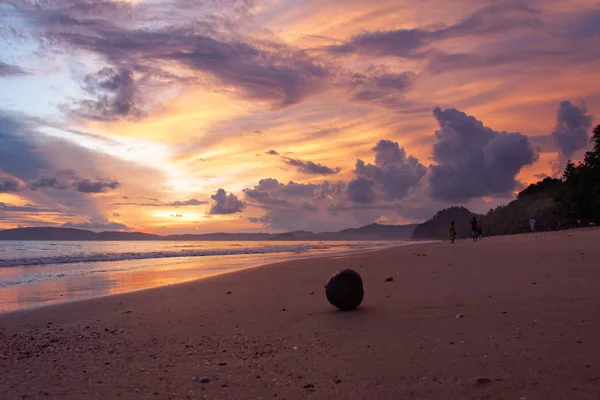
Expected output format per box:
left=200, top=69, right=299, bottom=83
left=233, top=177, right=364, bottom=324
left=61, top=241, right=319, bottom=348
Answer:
left=2, top=228, right=600, bottom=399
left=0, top=248, right=365, bottom=317
left=0, top=240, right=429, bottom=314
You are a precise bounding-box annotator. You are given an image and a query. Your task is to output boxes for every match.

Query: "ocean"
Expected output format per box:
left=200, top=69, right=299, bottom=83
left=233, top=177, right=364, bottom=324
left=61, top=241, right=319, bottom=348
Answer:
left=0, top=240, right=408, bottom=312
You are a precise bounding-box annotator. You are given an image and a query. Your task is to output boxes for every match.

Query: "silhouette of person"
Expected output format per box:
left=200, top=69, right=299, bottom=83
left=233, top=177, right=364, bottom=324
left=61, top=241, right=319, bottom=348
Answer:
left=471, top=216, right=478, bottom=242
left=449, top=221, right=456, bottom=244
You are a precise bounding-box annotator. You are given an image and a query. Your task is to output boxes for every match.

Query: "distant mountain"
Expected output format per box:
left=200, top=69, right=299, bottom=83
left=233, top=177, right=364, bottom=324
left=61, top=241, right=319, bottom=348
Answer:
left=0, top=223, right=417, bottom=241
left=412, top=207, right=479, bottom=240
left=315, top=223, right=417, bottom=240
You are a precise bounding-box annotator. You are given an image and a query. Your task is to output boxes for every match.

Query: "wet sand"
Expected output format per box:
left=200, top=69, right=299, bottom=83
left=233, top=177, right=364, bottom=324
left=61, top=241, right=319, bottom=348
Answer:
left=2, top=228, right=600, bottom=399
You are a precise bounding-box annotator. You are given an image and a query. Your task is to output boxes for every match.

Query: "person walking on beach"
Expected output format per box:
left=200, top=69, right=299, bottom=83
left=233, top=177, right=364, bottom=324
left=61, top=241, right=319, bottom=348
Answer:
left=471, top=216, right=478, bottom=242
left=448, top=221, right=456, bottom=244
left=477, top=221, right=483, bottom=240
left=529, top=218, right=536, bottom=233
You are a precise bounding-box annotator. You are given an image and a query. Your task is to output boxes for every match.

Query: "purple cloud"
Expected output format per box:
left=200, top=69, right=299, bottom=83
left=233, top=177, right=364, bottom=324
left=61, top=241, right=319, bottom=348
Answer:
left=551, top=100, right=593, bottom=160
left=282, top=157, right=341, bottom=175
left=74, top=178, right=120, bottom=193
left=209, top=189, right=244, bottom=214
left=428, top=107, right=538, bottom=201
left=0, top=178, right=21, bottom=193
left=349, top=139, right=426, bottom=203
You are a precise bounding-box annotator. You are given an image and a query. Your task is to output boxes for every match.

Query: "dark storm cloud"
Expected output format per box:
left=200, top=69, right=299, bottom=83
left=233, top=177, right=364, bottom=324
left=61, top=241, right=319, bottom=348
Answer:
left=551, top=100, right=593, bottom=160
left=0, top=178, right=21, bottom=193
left=428, top=107, right=538, bottom=201
left=5, top=1, right=329, bottom=111
left=281, top=157, right=341, bottom=175
left=208, top=189, right=244, bottom=214
left=0, top=61, right=27, bottom=76
left=329, top=3, right=540, bottom=58
left=349, top=140, right=426, bottom=203
left=74, top=178, right=120, bottom=193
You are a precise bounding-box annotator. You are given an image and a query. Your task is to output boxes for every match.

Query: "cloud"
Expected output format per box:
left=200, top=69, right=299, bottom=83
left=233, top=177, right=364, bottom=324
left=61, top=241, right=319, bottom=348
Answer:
left=244, top=178, right=351, bottom=230
left=428, top=107, right=538, bottom=201
left=29, top=176, right=70, bottom=191
left=0, top=61, right=27, bottom=77
left=76, top=67, right=144, bottom=121
left=74, top=178, right=120, bottom=193
left=329, top=3, right=540, bottom=59
left=349, top=70, right=415, bottom=103
left=349, top=139, right=426, bottom=202
left=28, top=172, right=121, bottom=194
left=329, top=28, right=429, bottom=58
left=0, top=179, right=21, bottom=193
left=266, top=150, right=279, bottom=155
left=109, top=198, right=207, bottom=207
left=208, top=189, right=244, bottom=214
left=244, top=139, right=431, bottom=231
left=347, top=176, right=376, bottom=204
left=282, top=157, right=341, bottom=175
left=164, top=199, right=206, bottom=207
left=0, top=112, right=50, bottom=180
left=551, top=100, right=593, bottom=160
left=61, top=219, right=130, bottom=231
left=6, top=1, right=329, bottom=111
left=0, top=202, right=57, bottom=213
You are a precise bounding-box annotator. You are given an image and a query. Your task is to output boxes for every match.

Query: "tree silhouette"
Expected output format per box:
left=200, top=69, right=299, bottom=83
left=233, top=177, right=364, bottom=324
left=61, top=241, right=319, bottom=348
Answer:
left=555, top=125, right=600, bottom=223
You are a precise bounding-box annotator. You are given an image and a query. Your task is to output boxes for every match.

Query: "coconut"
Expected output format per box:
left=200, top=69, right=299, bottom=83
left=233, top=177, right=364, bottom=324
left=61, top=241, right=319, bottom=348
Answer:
left=325, top=269, right=364, bottom=310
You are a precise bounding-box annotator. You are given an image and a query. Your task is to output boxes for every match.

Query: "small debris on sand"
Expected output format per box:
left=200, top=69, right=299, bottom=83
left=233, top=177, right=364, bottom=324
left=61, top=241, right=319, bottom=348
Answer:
left=385, top=277, right=394, bottom=282
left=476, top=377, right=491, bottom=387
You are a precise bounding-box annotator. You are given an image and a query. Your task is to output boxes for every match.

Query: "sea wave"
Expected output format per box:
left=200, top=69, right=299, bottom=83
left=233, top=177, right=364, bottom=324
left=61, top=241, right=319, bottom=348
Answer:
left=0, top=244, right=332, bottom=268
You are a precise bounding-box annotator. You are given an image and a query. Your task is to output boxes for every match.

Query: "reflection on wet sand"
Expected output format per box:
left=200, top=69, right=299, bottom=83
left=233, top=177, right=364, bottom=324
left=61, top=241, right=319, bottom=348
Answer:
left=0, top=252, right=311, bottom=312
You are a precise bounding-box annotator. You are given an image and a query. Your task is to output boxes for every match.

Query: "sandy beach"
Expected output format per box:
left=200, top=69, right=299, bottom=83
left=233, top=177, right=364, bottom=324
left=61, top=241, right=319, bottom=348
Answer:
left=2, top=228, right=600, bottom=399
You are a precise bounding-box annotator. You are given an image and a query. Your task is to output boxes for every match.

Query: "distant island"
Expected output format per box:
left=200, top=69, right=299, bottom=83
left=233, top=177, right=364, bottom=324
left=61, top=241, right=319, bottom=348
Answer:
left=0, top=223, right=417, bottom=241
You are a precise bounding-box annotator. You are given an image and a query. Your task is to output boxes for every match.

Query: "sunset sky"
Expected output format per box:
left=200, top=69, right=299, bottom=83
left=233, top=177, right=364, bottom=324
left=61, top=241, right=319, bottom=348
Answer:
left=1, top=0, right=599, bottom=234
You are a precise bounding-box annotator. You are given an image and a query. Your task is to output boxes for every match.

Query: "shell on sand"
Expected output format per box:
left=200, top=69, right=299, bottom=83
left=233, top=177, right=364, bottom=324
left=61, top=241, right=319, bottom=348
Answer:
left=325, top=269, right=364, bottom=310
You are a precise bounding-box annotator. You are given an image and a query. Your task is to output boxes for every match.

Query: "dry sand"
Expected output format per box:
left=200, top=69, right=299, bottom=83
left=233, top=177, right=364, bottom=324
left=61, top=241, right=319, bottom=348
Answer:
left=1, top=228, right=600, bottom=399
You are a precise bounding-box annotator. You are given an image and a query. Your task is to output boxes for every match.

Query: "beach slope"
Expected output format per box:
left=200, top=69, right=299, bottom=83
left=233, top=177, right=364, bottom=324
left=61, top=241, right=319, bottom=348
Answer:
left=2, top=229, right=600, bottom=399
